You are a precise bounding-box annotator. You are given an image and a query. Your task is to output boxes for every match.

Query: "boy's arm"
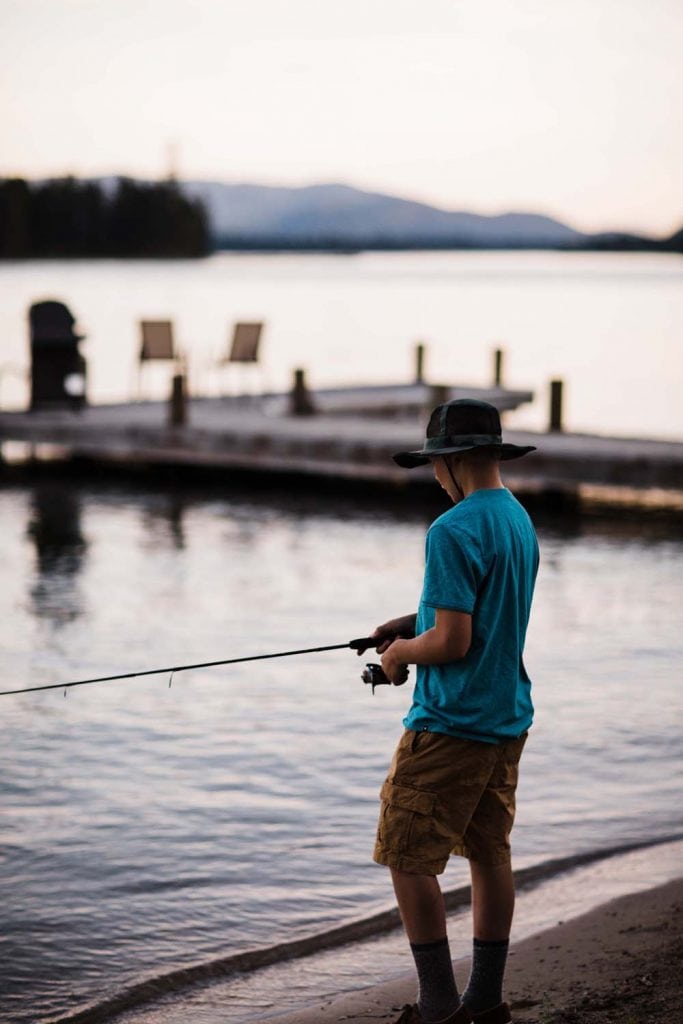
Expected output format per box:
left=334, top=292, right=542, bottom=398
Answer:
left=380, top=608, right=471, bottom=683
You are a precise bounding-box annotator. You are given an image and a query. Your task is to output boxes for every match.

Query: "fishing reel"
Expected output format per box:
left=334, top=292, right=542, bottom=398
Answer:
left=362, top=663, right=409, bottom=694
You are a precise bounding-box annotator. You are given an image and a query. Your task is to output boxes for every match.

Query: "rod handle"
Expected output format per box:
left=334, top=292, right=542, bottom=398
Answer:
left=349, top=636, right=378, bottom=651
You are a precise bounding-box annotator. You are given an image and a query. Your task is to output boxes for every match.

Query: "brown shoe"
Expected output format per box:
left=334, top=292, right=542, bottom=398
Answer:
left=469, top=1003, right=512, bottom=1024
left=393, top=1003, right=473, bottom=1024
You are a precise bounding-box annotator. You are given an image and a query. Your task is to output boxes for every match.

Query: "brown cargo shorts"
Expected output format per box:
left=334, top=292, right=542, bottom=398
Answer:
left=373, top=728, right=527, bottom=875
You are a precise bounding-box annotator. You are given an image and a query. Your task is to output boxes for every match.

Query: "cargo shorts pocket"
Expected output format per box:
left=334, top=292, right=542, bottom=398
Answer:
left=377, top=780, right=437, bottom=854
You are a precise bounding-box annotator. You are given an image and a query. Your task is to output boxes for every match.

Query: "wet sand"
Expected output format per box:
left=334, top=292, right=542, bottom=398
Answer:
left=272, top=877, right=682, bottom=1024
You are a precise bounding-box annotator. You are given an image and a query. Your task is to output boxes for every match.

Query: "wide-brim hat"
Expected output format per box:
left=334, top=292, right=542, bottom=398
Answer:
left=393, top=398, right=536, bottom=468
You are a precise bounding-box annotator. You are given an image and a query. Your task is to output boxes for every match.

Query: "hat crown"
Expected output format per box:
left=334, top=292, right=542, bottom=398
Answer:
left=391, top=397, right=536, bottom=467
left=427, top=399, right=502, bottom=440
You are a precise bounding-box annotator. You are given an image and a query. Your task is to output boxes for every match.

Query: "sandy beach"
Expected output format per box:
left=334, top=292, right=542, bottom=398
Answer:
left=272, top=877, right=682, bottom=1024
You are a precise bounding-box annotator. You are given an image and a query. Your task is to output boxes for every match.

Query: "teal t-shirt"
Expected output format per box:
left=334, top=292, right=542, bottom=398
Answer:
left=404, top=488, right=539, bottom=744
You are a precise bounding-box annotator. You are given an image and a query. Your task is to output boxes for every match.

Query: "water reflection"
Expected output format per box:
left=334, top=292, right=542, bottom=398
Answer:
left=26, top=481, right=87, bottom=623
left=140, top=492, right=187, bottom=550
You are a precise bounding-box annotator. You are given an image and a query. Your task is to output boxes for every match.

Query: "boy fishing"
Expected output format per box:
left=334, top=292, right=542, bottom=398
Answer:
left=359, top=398, right=538, bottom=1024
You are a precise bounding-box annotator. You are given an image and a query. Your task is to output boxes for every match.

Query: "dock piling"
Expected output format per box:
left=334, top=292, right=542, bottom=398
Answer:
left=169, top=373, right=187, bottom=427
left=549, top=379, right=564, bottom=432
left=415, top=343, right=426, bottom=384
left=493, top=348, right=504, bottom=387
left=290, top=368, right=316, bottom=416
left=430, top=384, right=450, bottom=407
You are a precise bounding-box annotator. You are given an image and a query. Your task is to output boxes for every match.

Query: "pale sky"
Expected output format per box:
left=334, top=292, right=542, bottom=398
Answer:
left=2, top=0, right=681, bottom=235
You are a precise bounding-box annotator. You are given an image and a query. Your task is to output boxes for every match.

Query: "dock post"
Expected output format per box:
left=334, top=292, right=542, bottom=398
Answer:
left=169, top=373, right=187, bottom=427
left=290, top=368, right=316, bottom=416
left=430, top=384, right=450, bottom=407
left=493, top=348, right=504, bottom=386
left=415, top=343, right=426, bottom=384
left=549, top=379, right=564, bottom=432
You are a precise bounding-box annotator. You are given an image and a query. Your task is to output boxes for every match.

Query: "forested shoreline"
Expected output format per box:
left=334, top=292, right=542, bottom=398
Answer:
left=0, top=177, right=210, bottom=258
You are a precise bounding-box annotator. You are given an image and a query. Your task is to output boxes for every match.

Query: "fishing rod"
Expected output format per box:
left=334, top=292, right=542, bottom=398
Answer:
left=0, top=637, right=407, bottom=698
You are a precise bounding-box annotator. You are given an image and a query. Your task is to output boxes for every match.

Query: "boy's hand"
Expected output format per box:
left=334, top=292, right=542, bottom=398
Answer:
left=355, top=613, right=417, bottom=656
left=380, top=638, right=410, bottom=685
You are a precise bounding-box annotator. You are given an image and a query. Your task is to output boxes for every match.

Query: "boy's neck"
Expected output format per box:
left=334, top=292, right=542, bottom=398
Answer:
left=460, top=464, right=504, bottom=498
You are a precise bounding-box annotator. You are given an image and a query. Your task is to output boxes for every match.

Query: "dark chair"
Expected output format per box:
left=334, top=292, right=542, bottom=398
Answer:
left=29, top=300, right=87, bottom=411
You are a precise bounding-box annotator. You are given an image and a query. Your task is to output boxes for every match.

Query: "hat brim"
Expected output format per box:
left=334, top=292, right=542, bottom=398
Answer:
left=393, top=442, right=537, bottom=469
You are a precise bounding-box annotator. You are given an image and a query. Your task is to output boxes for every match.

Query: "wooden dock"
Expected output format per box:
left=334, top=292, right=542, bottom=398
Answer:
left=1, top=383, right=682, bottom=513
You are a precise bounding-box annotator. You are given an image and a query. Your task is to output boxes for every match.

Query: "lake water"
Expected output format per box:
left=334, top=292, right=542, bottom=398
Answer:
left=0, top=251, right=682, bottom=440
left=1, top=474, right=682, bottom=1024
left=1, top=251, right=682, bottom=1021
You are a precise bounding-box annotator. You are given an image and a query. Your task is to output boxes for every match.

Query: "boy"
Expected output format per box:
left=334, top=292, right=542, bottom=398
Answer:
left=361, top=399, right=538, bottom=1024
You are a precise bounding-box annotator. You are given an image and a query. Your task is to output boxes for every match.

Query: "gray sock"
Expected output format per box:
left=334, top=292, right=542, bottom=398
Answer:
left=462, top=937, right=509, bottom=1013
left=410, top=937, right=459, bottom=1022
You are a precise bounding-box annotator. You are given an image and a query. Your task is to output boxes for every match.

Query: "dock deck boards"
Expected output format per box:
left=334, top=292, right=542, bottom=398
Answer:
left=1, top=389, right=682, bottom=502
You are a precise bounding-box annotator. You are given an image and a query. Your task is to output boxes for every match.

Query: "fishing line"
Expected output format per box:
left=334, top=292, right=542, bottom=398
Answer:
left=0, top=638, right=376, bottom=698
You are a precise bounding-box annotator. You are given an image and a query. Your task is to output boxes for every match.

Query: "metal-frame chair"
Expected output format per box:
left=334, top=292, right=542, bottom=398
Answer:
left=137, top=320, right=181, bottom=399
left=218, top=321, right=265, bottom=396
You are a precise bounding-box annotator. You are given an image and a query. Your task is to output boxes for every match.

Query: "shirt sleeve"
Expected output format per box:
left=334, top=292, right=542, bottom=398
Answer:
left=421, top=520, right=484, bottom=614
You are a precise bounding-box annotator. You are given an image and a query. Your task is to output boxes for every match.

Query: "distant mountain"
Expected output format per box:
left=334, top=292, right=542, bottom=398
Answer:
left=181, top=180, right=585, bottom=249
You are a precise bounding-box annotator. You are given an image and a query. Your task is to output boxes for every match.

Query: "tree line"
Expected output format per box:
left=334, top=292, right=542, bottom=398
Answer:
left=0, top=177, right=210, bottom=258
